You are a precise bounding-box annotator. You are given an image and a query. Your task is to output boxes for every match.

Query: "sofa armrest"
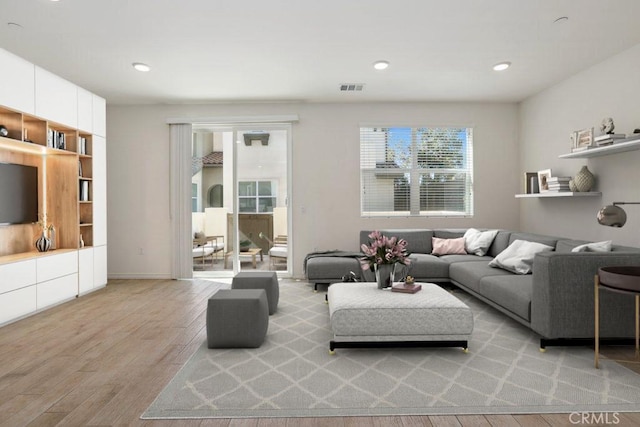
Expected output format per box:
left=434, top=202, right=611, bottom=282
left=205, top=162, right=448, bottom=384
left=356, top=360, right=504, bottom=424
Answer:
left=531, top=251, right=640, bottom=339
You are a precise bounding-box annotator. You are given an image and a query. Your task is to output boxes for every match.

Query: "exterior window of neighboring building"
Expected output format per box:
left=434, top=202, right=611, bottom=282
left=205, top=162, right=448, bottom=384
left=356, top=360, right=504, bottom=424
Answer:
left=239, top=180, right=277, bottom=213
left=360, top=127, right=473, bottom=217
left=191, top=183, right=198, bottom=212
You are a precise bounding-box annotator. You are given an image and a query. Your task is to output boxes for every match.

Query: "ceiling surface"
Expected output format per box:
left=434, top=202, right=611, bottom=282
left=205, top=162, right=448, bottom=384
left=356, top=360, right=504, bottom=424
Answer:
left=2, top=0, right=640, bottom=105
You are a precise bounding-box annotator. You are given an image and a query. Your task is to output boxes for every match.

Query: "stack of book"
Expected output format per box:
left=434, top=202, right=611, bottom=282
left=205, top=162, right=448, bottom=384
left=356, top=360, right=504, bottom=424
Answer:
left=547, top=176, right=571, bottom=192
left=594, top=133, right=626, bottom=146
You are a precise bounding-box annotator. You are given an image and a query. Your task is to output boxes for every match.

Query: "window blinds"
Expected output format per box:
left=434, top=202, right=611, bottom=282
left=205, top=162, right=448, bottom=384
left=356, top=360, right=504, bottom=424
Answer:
left=360, top=127, right=473, bottom=217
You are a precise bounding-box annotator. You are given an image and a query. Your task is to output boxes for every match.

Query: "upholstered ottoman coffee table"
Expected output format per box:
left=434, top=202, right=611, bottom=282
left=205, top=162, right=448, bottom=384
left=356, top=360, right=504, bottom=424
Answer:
left=327, top=282, right=473, bottom=353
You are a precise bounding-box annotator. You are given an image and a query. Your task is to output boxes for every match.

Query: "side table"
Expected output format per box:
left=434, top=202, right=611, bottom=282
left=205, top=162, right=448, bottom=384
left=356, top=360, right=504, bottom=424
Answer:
left=594, top=266, right=640, bottom=368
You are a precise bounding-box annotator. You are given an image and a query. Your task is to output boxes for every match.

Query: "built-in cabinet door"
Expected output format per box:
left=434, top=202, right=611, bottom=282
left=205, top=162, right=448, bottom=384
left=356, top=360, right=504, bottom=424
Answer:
left=93, top=135, right=107, bottom=246
left=0, top=48, right=35, bottom=114
left=0, top=286, right=37, bottom=325
left=37, top=274, right=77, bottom=309
left=92, top=95, right=106, bottom=137
left=0, top=259, right=37, bottom=294
left=36, top=251, right=78, bottom=283
left=94, top=245, right=107, bottom=287
left=77, top=87, right=93, bottom=133
left=35, top=66, right=78, bottom=128
left=78, top=247, right=94, bottom=295
left=0, top=259, right=38, bottom=325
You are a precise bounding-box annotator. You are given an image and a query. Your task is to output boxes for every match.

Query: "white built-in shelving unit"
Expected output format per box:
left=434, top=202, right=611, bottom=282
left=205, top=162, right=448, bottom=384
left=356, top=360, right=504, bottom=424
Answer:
left=0, top=48, right=107, bottom=326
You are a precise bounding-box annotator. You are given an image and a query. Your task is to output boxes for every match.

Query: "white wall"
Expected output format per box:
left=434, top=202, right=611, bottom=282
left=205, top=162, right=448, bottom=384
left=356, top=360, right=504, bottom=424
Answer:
left=107, top=102, right=519, bottom=278
left=519, top=42, right=640, bottom=247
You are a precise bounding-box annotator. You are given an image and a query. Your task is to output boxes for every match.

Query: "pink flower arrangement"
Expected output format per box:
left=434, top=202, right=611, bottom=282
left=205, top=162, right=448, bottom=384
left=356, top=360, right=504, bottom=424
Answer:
left=360, top=231, right=411, bottom=270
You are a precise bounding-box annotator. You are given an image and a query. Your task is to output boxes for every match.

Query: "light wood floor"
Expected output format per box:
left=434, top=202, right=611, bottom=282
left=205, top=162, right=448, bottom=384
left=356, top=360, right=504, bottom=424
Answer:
left=1, top=279, right=639, bottom=427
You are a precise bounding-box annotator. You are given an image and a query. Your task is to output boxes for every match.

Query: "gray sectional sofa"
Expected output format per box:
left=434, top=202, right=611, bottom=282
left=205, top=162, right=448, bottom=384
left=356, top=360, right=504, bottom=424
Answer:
left=306, top=228, right=640, bottom=348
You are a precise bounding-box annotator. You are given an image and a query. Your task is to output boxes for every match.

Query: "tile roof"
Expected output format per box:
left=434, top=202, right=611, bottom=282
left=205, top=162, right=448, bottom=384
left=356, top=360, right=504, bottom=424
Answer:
left=203, top=151, right=223, bottom=166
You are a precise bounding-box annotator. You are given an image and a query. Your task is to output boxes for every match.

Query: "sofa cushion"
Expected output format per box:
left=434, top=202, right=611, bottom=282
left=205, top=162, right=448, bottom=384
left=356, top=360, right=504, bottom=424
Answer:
left=489, top=240, right=554, bottom=274
left=487, top=230, right=511, bottom=257
left=555, top=239, right=592, bottom=253
left=433, top=229, right=467, bottom=239
left=431, top=237, right=466, bottom=255
left=360, top=230, right=434, bottom=254
left=406, top=253, right=450, bottom=280
left=449, top=261, right=512, bottom=293
left=508, top=232, right=558, bottom=250
left=478, top=275, right=533, bottom=322
left=306, top=257, right=362, bottom=281
left=440, top=254, right=494, bottom=264
left=464, top=228, right=499, bottom=256
left=571, top=240, right=612, bottom=252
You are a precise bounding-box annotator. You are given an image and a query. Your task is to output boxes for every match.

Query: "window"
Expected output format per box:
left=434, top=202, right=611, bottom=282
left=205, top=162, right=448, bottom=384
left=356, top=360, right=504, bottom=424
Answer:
left=191, top=183, right=198, bottom=212
left=360, top=126, right=473, bottom=217
left=239, top=180, right=277, bottom=213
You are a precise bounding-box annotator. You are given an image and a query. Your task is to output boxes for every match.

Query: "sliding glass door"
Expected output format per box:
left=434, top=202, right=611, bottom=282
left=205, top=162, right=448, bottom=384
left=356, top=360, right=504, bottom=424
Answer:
left=191, top=124, right=290, bottom=277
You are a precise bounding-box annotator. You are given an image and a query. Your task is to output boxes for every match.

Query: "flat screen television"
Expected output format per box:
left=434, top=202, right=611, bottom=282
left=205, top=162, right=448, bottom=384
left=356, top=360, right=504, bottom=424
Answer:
left=0, top=162, right=39, bottom=225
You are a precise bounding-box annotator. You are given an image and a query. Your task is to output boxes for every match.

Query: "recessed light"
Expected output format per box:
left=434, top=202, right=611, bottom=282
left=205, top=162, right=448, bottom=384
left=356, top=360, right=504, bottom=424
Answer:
left=493, top=61, right=511, bottom=71
left=373, top=60, right=389, bottom=70
left=554, top=16, right=569, bottom=24
left=132, top=62, right=151, bottom=72
left=7, top=22, right=23, bottom=30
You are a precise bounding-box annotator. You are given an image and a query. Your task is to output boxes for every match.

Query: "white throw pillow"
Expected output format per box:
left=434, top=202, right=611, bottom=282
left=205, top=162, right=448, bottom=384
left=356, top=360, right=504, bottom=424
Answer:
left=571, top=240, right=612, bottom=253
left=489, top=239, right=553, bottom=275
left=464, top=228, right=499, bottom=256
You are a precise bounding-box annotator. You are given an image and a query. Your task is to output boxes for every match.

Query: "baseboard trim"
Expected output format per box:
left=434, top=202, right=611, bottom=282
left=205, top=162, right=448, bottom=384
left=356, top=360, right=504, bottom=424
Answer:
left=107, top=273, right=173, bottom=280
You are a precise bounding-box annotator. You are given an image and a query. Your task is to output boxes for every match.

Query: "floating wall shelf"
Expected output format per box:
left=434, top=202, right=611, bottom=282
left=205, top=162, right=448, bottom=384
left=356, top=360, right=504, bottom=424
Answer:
left=559, top=139, right=640, bottom=159
left=515, top=192, right=601, bottom=199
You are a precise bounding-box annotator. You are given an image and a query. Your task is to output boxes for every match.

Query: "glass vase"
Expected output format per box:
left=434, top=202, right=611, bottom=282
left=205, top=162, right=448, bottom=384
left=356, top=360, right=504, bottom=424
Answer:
left=375, top=263, right=395, bottom=289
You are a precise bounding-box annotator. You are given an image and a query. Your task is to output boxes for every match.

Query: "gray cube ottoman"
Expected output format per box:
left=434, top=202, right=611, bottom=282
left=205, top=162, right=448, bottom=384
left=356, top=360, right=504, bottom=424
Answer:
left=231, top=271, right=279, bottom=314
left=206, top=289, right=269, bottom=348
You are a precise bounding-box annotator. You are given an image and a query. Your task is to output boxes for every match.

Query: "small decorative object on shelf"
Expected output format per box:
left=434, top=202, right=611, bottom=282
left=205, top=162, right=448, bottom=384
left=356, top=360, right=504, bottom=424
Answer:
left=0, top=125, right=8, bottom=137
left=600, top=117, right=615, bottom=135
left=569, top=179, right=578, bottom=192
left=573, top=165, right=595, bottom=192
left=405, top=275, right=415, bottom=285
left=537, top=169, right=552, bottom=192
left=79, top=234, right=85, bottom=248
left=360, top=230, right=411, bottom=289
left=35, top=231, right=51, bottom=252
left=572, top=127, right=594, bottom=152
left=48, top=224, right=56, bottom=250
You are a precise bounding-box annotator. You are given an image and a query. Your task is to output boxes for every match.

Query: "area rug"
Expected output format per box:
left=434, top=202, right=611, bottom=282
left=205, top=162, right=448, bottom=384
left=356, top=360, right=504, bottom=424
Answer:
left=142, top=280, right=640, bottom=419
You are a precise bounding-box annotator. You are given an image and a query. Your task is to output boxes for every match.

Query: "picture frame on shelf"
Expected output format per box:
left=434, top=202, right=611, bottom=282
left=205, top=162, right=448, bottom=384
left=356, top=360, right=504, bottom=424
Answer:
left=524, top=172, right=539, bottom=194
left=573, top=127, right=594, bottom=152
left=537, top=169, right=552, bottom=192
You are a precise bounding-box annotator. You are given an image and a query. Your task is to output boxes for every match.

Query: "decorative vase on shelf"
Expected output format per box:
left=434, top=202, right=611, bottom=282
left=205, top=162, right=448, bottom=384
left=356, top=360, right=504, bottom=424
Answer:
left=569, top=179, right=578, bottom=192
left=375, top=263, right=395, bottom=289
left=574, top=165, right=595, bottom=192
left=35, top=231, right=51, bottom=252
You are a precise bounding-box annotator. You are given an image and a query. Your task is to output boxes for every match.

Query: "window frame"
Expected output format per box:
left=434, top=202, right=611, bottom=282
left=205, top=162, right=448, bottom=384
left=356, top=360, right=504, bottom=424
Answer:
left=360, top=126, right=474, bottom=218
left=238, top=179, right=277, bottom=213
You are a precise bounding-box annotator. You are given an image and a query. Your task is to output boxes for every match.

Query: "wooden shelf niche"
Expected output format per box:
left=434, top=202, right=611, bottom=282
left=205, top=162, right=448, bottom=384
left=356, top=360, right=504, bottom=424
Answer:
left=0, top=105, right=86, bottom=259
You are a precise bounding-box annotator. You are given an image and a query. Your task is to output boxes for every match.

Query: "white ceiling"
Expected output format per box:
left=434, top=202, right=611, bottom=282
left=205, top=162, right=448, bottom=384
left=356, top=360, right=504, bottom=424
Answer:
left=3, top=0, right=640, bottom=105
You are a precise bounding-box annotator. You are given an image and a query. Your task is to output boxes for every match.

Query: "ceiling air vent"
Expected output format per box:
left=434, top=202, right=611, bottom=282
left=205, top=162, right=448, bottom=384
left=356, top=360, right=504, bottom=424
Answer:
left=339, top=83, right=364, bottom=92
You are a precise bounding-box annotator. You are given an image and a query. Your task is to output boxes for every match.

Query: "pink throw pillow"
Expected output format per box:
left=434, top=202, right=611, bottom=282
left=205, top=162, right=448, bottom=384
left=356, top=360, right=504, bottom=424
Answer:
left=432, top=237, right=467, bottom=256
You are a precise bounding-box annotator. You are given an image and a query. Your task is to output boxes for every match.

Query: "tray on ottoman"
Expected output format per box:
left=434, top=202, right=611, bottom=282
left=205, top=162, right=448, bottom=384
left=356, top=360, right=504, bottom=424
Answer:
left=327, top=282, right=473, bottom=353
